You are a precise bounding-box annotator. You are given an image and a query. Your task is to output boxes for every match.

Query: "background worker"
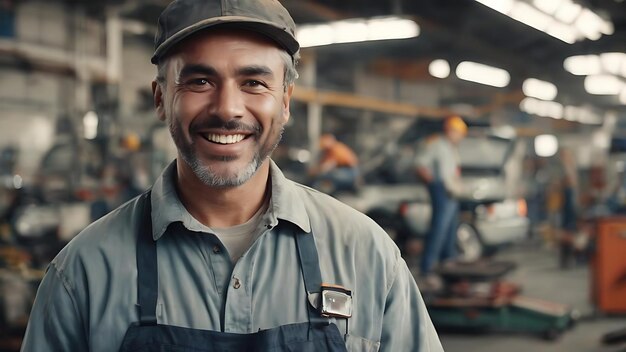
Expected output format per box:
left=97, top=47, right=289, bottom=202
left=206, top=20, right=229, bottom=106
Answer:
left=311, top=133, right=359, bottom=194
left=414, top=115, right=468, bottom=282
left=20, top=0, right=443, bottom=351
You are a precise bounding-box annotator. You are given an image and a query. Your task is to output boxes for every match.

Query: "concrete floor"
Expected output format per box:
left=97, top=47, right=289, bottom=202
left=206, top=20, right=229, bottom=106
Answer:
left=438, top=241, right=626, bottom=352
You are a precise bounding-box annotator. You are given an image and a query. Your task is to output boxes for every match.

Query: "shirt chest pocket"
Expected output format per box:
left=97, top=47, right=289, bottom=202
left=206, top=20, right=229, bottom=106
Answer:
left=345, top=334, right=380, bottom=352
left=333, top=319, right=380, bottom=352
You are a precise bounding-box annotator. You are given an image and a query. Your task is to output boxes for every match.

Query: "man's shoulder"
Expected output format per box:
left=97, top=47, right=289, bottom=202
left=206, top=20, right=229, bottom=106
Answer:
left=289, top=180, right=400, bottom=257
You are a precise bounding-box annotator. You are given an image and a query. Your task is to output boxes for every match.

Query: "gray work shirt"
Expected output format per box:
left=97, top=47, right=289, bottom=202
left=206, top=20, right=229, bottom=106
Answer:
left=415, top=136, right=461, bottom=193
left=21, top=160, right=443, bottom=352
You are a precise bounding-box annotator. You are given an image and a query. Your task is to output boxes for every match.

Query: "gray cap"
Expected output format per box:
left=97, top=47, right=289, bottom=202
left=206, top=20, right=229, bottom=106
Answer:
left=152, top=0, right=300, bottom=64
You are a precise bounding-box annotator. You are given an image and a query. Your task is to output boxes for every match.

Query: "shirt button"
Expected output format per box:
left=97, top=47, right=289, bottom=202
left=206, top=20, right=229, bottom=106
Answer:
left=212, top=245, right=220, bottom=254
left=233, top=277, right=241, bottom=289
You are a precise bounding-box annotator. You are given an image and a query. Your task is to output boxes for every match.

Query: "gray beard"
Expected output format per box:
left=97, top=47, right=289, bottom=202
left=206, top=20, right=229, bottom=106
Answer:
left=175, top=125, right=284, bottom=188
left=181, top=150, right=262, bottom=188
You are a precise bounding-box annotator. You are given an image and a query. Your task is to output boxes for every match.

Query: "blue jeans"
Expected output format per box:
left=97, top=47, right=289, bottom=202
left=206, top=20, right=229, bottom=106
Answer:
left=420, top=181, right=459, bottom=274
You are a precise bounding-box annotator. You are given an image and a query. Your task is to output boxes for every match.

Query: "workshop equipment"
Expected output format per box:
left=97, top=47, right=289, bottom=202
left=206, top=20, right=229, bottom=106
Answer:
left=592, top=216, right=626, bottom=313
left=425, top=261, right=577, bottom=340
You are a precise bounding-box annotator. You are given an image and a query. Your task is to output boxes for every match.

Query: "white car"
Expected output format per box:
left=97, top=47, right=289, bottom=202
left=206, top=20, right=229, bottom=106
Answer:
left=339, top=119, right=529, bottom=261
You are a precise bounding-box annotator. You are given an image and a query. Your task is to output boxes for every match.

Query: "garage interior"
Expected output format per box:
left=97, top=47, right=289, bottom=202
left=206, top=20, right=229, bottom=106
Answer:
left=1, top=0, right=626, bottom=351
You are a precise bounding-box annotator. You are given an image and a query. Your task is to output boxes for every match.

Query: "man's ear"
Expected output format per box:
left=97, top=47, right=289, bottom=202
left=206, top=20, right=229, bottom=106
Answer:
left=152, top=80, right=166, bottom=122
left=282, top=84, right=294, bottom=124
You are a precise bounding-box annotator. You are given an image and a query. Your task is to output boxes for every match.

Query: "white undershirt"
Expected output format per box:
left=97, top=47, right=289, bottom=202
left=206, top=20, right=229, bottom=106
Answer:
left=212, top=200, right=269, bottom=263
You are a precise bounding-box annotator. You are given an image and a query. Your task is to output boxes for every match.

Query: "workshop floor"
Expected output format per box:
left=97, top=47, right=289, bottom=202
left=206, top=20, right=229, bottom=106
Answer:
left=439, top=240, right=626, bottom=352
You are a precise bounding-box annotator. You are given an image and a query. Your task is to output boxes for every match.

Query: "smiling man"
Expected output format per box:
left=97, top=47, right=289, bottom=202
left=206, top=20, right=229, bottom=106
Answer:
left=21, top=0, right=443, bottom=351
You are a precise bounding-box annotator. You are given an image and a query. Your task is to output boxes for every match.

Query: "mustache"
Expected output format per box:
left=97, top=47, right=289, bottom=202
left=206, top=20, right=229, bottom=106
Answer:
left=189, top=117, right=261, bottom=135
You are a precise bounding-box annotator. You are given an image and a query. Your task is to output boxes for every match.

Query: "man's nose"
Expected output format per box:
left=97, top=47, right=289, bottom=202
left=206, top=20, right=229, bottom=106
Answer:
left=209, top=83, right=245, bottom=120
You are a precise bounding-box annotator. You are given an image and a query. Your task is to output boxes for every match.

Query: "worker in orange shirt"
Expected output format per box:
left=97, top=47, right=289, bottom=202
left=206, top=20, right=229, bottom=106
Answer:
left=311, top=134, right=359, bottom=194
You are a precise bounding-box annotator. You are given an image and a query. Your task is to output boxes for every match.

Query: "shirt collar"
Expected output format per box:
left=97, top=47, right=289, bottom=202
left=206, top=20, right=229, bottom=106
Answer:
left=150, top=160, right=311, bottom=241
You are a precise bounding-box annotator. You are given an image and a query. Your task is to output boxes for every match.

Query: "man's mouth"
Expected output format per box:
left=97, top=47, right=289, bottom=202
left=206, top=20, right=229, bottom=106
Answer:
left=202, top=133, right=248, bottom=145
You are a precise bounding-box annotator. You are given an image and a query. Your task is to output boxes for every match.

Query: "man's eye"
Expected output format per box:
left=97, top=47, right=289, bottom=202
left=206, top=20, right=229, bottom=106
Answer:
left=244, top=80, right=265, bottom=88
left=189, top=78, right=209, bottom=86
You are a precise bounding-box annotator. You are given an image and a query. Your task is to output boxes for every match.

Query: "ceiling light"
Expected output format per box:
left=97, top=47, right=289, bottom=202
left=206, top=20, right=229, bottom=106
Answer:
left=584, top=75, right=625, bottom=95
left=510, top=2, right=555, bottom=32
left=522, top=78, right=558, bottom=100
left=539, top=101, right=564, bottom=119
left=296, top=16, right=419, bottom=48
left=456, top=61, right=510, bottom=88
left=366, top=17, right=420, bottom=41
left=600, top=52, right=626, bottom=76
left=546, top=22, right=577, bottom=43
left=564, top=106, right=578, bottom=121
left=429, top=59, right=450, bottom=79
left=297, top=25, right=334, bottom=47
left=83, top=111, right=99, bottom=140
left=520, top=97, right=540, bottom=114
left=535, top=135, right=559, bottom=157
left=554, top=0, right=582, bottom=23
left=333, top=21, right=368, bottom=44
left=533, top=0, right=563, bottom=15
left=475, top=0, right=613, bottom=44
left=564, top=55, right=602, bottom=75
left=574, top=9, right=605, bottom=40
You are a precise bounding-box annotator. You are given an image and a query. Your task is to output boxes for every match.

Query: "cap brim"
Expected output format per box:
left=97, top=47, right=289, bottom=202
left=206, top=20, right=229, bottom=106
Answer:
left=151, top=16, right=300, bottom=64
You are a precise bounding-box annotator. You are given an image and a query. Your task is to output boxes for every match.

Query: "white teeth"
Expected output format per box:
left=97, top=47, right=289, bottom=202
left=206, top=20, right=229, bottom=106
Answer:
left=205, top=133, right=245, bottom=144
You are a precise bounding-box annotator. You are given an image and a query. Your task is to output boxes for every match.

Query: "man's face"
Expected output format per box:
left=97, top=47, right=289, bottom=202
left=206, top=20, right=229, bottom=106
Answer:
left=153, top=30, right=293, bottom=188
left=446, top=129, right=465, bottom=145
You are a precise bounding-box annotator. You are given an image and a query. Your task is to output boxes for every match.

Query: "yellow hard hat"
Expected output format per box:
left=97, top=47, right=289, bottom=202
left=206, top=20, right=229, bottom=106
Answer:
left=444, top=115, right=468, bottom=135
left=121, top=133, right=141, bottom=151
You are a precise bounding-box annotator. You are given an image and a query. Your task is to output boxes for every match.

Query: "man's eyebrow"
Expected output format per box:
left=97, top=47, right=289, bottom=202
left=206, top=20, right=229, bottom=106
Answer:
left=178, top=64, right=218, bottom=79
left=236, top=65, right=274, bottom=78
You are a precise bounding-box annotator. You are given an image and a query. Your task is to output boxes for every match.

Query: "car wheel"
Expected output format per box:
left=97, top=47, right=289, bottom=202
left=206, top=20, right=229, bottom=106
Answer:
left=456, top=223, right=483, bottom=261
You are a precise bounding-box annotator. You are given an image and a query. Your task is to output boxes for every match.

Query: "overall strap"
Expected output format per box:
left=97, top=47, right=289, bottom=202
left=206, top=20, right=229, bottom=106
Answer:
left=136, top=190, right=158, bottom=325
left=294, top=229, right=329, bottom=326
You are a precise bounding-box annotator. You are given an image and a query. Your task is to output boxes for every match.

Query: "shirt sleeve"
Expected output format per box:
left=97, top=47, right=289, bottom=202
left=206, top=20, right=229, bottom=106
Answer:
left=21, top=263, right=88, bottom=352
left=379, top=257, right=444, bottom=352
left=414, top=138, right=437, bottom=171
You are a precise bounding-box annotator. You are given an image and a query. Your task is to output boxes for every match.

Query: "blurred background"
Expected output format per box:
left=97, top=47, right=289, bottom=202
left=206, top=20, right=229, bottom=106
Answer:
left=1, top=0, right=626, bottom=351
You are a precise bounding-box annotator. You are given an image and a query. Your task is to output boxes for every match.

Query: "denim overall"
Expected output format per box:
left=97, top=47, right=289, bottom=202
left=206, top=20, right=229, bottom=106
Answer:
left=119, top=192, right=348, bottom=351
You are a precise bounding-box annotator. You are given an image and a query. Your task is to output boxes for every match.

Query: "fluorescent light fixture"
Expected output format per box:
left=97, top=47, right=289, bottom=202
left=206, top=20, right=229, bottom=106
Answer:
left=600, top=52, right=626, bottom=76
left=520, top=97, right=563, bottom=119
left=366, top=17, right=420, bottom=41
left=575, top=9, right=604, bottom=40
left=564, top=105, right=578, bottom=121
left=296, top=16, right=419, bottom=48
left=297, top=25, right=334, bottom=47
left=554, top=0, right=582, bottom=23
left=474, top=0, right=613, bottom=44
left=540, top=101, right=564, bottom=119
left=520, top=97, right=540, bottom=114
left=534, top=0, right=563, bottom=15
left=456, top=61, right=510, bottom=87
left=535, top=134, right=559, bottom=157
left=546, top=22, right=577, bottom=43
left=429, top=59, right=451, bottom=79
left=563, top=55, right=602, bottom=75
left=510, top=2, right=555, bottom=32
left=83, top=111, right=99, bottom=140
left=584, top=74, right=625, bottom=95
left=522, top=78, right=558, bottom=100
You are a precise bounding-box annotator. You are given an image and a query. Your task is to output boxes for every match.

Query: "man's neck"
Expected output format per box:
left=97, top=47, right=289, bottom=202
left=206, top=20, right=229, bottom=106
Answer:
left=175, top=160, right=271, bottom=228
